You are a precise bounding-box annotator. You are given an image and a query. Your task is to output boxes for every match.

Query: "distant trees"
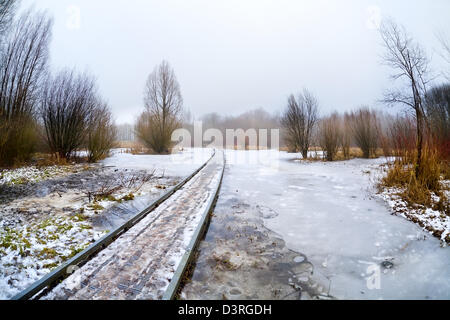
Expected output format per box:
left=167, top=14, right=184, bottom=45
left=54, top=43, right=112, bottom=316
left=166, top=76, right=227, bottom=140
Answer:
left=0, top=10, right=52, bottom=165
left=348, top=108, right=380, bottom=158
left=136, top=61, right=183, bottom=154
left=380, top=19, right=430, bottom=177
left=318, top=113, right=341, bottom=161
left=189, top=109, right=280, bottom=149
left=0, top=0, right=17, bottom=39
left=116, top=123, right=135, bottom=142
left=281, top=89, right=319, bottom=158
left=87, top=103, right=117, bottom=162
left=387, top=114, right=417, bottom=158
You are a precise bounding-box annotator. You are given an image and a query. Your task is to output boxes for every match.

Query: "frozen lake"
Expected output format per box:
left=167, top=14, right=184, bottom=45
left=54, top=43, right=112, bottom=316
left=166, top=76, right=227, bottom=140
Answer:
left=184, top=149, right=450, bottom=300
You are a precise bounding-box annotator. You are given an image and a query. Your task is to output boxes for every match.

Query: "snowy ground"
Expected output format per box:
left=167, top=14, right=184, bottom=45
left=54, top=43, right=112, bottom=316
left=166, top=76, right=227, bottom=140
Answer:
left=2, top=148, right=449, bottom=300
left=380, top=184, right=450, bottom=244
left=0, top=149, right=205, bottom=299
left=101, top=148, right=212, bottom=177
left=43, top=151, right=221, bottom=300
left=183, top=150, right=450, bottom=300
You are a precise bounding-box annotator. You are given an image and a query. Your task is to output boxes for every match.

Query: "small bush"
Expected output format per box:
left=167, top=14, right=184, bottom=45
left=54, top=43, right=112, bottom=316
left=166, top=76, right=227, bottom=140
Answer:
left=318, top=113, right=341, bottom=161
left=135, top=111, right=177, bottom=154
left=381, top=148, right=446, bottom=208
left=87, top=104, right=117, bottom=162
left=0, top=115, right=38, bottom=167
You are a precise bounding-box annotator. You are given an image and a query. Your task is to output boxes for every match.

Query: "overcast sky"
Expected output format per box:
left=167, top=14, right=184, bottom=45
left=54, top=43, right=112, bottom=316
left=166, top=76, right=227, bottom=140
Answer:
left=20, top=0, right=450, bottom=124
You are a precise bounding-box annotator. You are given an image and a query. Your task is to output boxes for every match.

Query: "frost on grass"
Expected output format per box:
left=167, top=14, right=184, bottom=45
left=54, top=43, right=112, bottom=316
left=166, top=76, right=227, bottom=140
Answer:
left=0, top=214, right=106, bottom=299
left=380, top=183, right=450, bottom=245
left=0, top=165, right=81, bottom=186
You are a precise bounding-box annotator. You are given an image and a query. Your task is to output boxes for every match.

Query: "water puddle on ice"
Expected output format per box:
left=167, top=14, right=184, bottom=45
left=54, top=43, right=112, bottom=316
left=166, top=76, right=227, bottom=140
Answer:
left=179, top=168, right=333, bottom=300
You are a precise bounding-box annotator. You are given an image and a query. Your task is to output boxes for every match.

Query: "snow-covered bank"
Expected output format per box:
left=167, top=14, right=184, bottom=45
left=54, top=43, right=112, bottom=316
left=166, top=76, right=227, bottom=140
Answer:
left=0, top=149, right=203, bottom=299
left=380, top=186, right=450, bottom=244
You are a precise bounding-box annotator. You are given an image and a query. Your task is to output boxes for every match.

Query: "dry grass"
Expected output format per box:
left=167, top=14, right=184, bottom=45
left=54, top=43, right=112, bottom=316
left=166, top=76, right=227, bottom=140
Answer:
left=380, top=148, right=448, bottom=211
left=295, top=147, right=383, bottom=162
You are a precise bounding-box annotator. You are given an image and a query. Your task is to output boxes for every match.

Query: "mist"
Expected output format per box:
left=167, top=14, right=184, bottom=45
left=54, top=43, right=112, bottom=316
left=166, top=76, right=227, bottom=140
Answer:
left=19, top=0, right=450, bottom=124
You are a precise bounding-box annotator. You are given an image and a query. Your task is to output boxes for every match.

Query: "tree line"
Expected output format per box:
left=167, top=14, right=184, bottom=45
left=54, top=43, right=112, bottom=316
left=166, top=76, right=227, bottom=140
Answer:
left=282, top=20, right=449, bottom=166
left=0, top=1, right=116, bottom=167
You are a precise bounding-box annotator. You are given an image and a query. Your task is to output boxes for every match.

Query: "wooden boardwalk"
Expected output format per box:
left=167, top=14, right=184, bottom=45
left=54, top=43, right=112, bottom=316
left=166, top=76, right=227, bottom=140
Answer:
left=43, top=153, right=224, bottom=300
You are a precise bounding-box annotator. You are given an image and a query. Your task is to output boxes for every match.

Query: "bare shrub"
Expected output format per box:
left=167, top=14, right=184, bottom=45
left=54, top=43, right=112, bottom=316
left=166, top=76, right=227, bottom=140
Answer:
left=41, top=70, right=97, bottom=160
left=281, top=89, right=319, bottom=157
left=135, top=111, right=161, bottom=153
left=116, top=123, right=135, bottom=142
left=87, top=104, right=117, bottom=162
left=0, top=10, right=52, bottom=166
left=198, top=108, right=280, bottom=149
left=84, top=170, right=156, bottom=203
left=349, top=108, right=379, bottom=158
left=388, top=114, right=417, bottom=159
left=0, top=0, right=17, bottom=39
left=136, top=61, right=182, bottom=154
left=426, top=84, right=450, bottom=160
left=377, top=113, right=395, bottom=157
left=380, top=148, right=445, bottom=210
left=340, top=112, right=352, bottom=159
left=319, top=113, right=341, bottom=161
left=436, top=32, right=450, bottom=80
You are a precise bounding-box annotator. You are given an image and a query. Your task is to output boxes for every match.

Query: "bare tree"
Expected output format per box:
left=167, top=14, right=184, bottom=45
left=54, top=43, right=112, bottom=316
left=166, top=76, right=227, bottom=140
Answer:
left=87, top=103, right=117, bottom=162
left=281, top=88, right=319, bottom=158
left=436, top=32, right=450, bottom=80
left=340, top=112, right=352, bottom=159
left=137, top=61, right=182, bottom=153
left=319, top=113, right=341, bottom=161
left=41, top=70, right=98, bottom=160
left=379, top=19, right=431, bottom=177
left=0, top=10, right=52, bottom=165
left=426, top=83, right=450, bottom=159
left=349, top=108, right=380, bottom=158
left=0, top=0, right=18, bottom=39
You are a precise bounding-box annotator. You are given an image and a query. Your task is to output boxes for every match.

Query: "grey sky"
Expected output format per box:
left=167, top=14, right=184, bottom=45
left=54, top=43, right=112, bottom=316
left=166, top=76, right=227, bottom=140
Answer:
left=21, top=0, right=450, bottom=124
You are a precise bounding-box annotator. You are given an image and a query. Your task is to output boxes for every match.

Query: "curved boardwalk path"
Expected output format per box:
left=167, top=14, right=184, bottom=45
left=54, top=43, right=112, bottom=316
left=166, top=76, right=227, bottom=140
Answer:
left=43, top=152, right=224, bottom=300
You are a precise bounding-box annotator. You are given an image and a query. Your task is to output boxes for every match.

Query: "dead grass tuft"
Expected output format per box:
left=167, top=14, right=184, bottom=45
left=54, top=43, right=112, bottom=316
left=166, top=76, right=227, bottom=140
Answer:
left=380, top=148, right=448, bottom=211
